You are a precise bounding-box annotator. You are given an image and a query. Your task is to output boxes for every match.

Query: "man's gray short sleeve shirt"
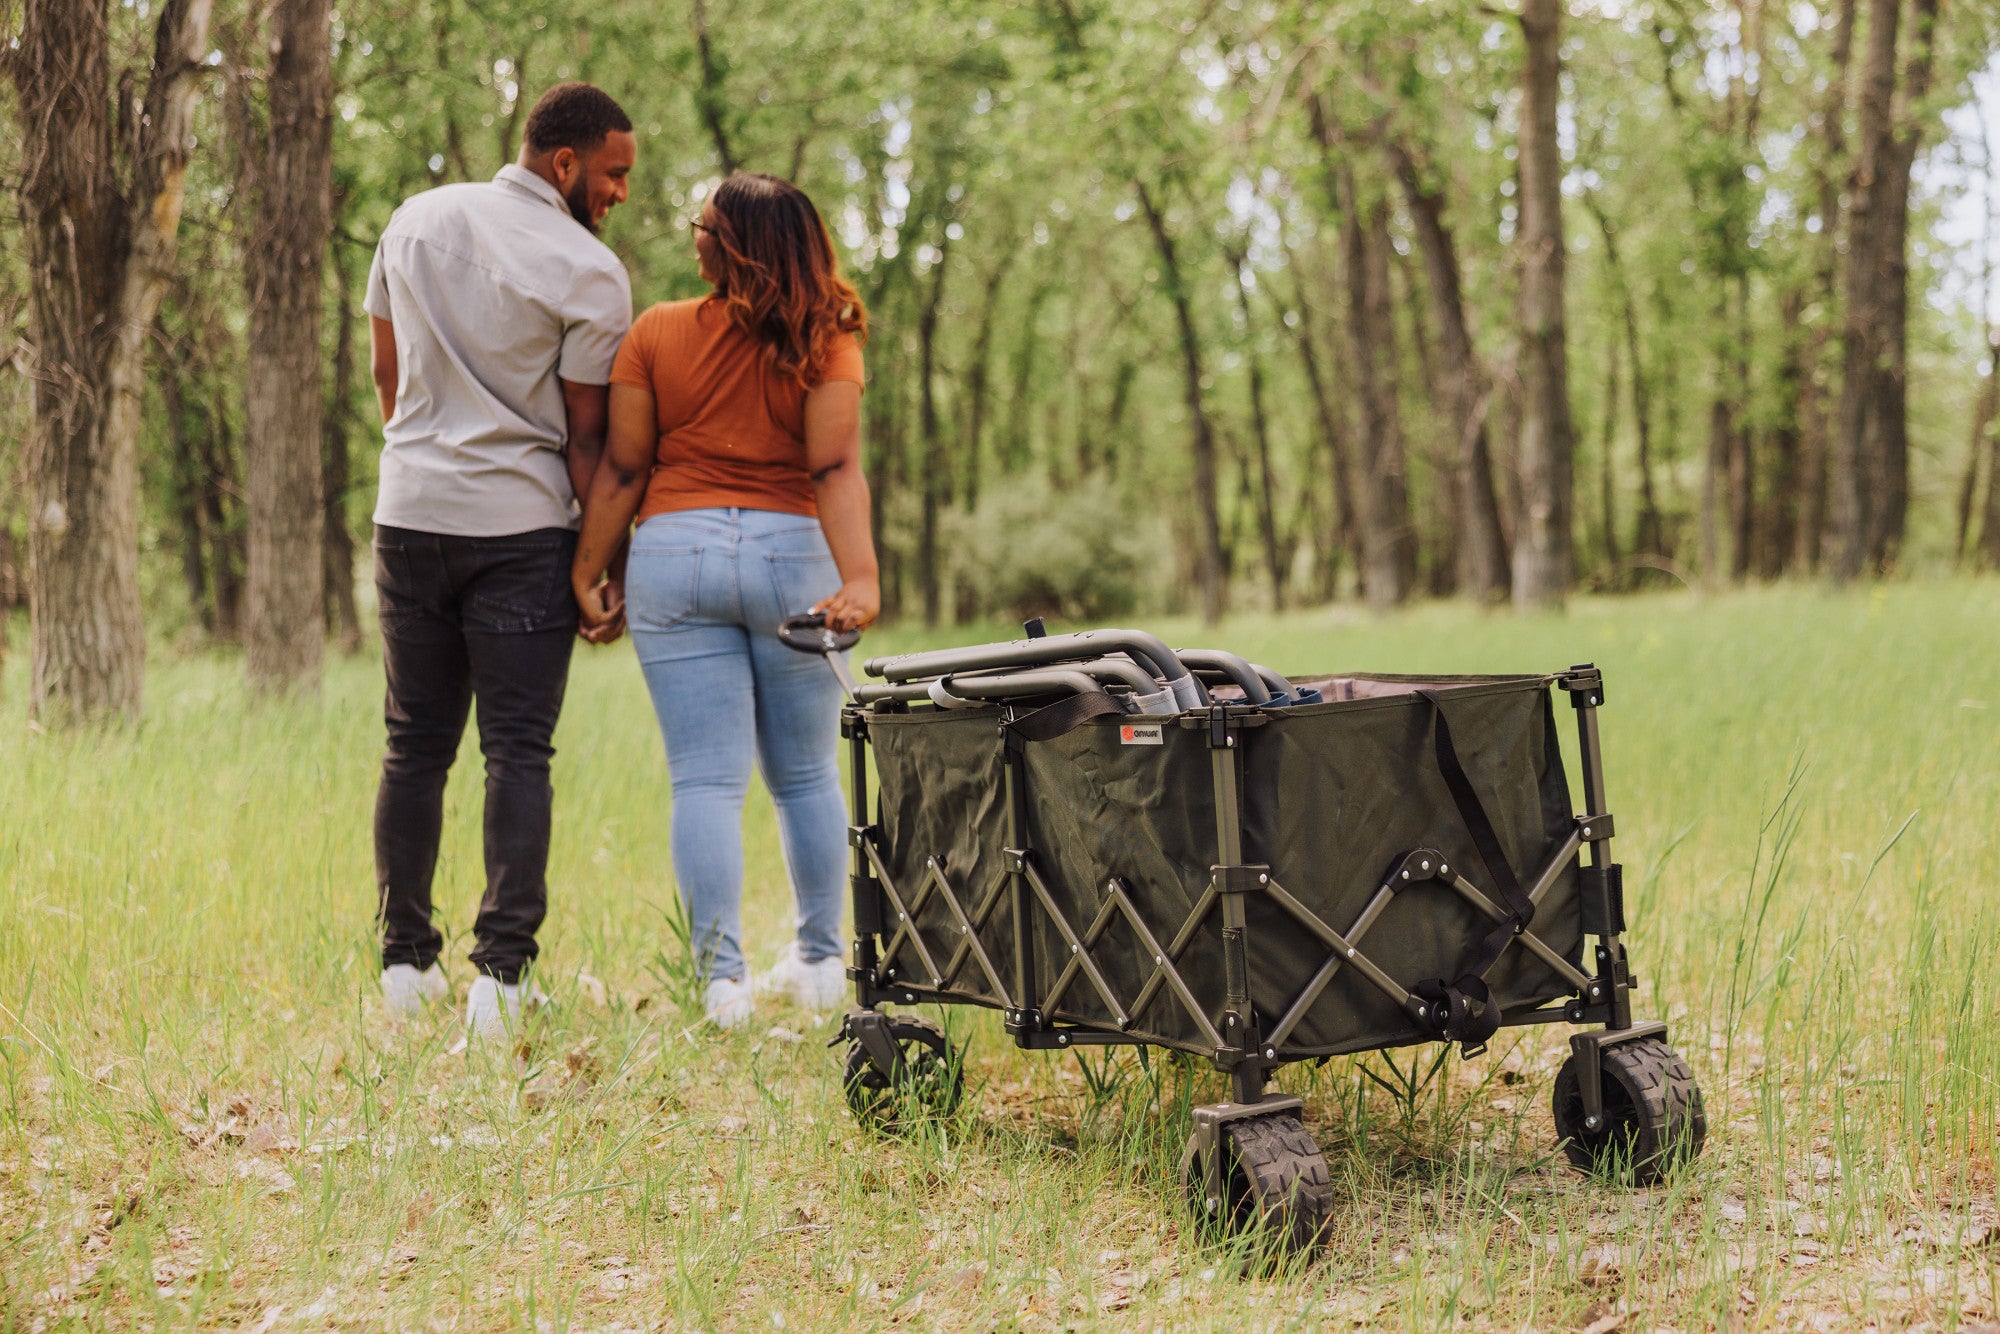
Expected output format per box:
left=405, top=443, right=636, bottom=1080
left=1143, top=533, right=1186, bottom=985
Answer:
left=366, top=164, right=632, bottom=537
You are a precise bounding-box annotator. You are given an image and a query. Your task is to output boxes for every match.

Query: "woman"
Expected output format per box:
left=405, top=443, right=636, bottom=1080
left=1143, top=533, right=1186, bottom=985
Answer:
left=571, top=173, right=877, bottom=1029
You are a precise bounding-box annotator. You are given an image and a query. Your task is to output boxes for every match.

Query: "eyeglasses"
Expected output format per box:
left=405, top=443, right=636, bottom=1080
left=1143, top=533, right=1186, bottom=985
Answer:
left=690, top=219, right=713, bottom=235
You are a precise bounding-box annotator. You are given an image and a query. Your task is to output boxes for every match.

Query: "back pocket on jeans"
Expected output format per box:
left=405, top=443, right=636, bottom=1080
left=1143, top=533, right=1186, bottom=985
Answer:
left=628, top=547, right=703, bottom=631
left=764, top=551, right=839, bottom=619
left=372, top=541, right=423, bottom=624
left=466, top=533, right=581, bottom=633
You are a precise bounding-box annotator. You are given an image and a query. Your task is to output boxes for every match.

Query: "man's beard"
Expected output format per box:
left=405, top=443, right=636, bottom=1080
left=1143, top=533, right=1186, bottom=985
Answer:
left=565, top=178, right=596, bottom=233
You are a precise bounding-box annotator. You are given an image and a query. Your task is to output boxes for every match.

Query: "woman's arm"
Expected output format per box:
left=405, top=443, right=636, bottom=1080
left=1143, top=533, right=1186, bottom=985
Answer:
left=571, top=382, right=657, bottom=637
left=803, top=380, right=879, bottom=632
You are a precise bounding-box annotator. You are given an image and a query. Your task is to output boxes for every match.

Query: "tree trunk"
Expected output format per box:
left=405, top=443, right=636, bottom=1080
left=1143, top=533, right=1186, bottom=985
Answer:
left=691, top=0, right=740, bottom=173
left=958, top=245, right=1017, bottom=508
left=1386, top=137, right=1509, bottom=604
left=496, top=49, right=528, bottom=165
left=1825, top=0, right=1894, bottom=580
left=7, top=0, right=215, bottom=721
left=1512, top=0, right=1577, bottom=610
left=1002, top=268, right=1057, bottom=474
left=1136, top=179, right=1228, bottom=623
left=1727, top=277, right=1754, bottom=582
left=1979, top=336, right=2000, bottom=569
left=864, top=350, right=903, bottom=616
left=1789, top=0, right=1856, bottom=574
left=1628, top=314, right=1661, bottom=560
left=431, top=0, right=472, bottom=182
left=1275, top=241, right=1363, bottom=595
left=153, top=296, right=241, bottom=640
left=1792, top=332, right=1831, bottom=573
left=1395, top=233, right=1456, bottom=597
left=1830, top=0, right=1936, bottom=579
left=1597, top=328, right=1620, bottom=586
left=1956, top=391, right=1986, bottom=564
left=1103, top=360, right=1134, bottom=474
left=1581, top=195, right=1661, bottom=561
left=243, top=0, right=332, bottom=693
left=1698, top=273, right=1753, bottom=587
left=0, top=527, right=17, bottom=613
left=857, top=228, right=906, bottom=611
left=159, top=325, right=214, bottom=629
left=323, top=233, right=363, bottom=655
left=1724, top=0, right=1766, bottom=585
left=1864, top=0, right=1937, bottom=570
left=1701, top=337, right=1727, bottom=590
left=1227, top=249, right=1286, bottom=610
left=1299, top=97, right=1378, bottom=597
left=1964, top=113, right=1997, bottom=566
left=205, top=392, right=245, bottom=642
left=1340, top=174, right=1416, bottom=609
left=1055, top=292, right=1086, bottom=480
left=1766, top=285, right=1805, bottom=576
left=916, top=234, right=950, bottom=628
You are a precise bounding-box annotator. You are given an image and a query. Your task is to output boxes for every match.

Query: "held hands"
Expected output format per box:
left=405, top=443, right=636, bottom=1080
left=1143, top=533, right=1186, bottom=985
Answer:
left=576, top=572, right=874, bottom=639
left=812, top=575, right=880, bottom=633
left=575, top=575, right=626, bottom=645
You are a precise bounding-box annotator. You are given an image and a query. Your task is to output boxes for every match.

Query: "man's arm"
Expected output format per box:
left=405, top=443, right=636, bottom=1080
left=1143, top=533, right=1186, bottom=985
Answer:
left=370, top=316, right=398, bottom=424
left=560, top=378, right=611, bottom=504
left=557, top=263, right=629, bottom=503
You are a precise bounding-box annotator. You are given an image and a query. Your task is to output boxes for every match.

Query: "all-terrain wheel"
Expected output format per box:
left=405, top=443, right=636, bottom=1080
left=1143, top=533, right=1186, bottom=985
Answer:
left=1179, top=1112, right=1334, bottom=1252
left=1552, top=1036, right=1706, bottom=1184
left=842, top=1015, right=962, bottom=1133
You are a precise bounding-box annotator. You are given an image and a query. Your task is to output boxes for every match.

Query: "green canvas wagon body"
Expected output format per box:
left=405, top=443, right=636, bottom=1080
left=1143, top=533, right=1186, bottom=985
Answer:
left=864, top=674, right=1582, bottom=1058
left=792, top=622, right=1706, bottom=1249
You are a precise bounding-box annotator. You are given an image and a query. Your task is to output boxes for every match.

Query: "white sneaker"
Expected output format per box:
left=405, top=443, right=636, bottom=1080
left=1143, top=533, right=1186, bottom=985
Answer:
left=705, top=976, right=754, bottom=1030
left=464, top=976, right=546, bottom=1041
left=381, top=963, right=449, bottom=1017
left=759, top=941, right=849, bottom=1010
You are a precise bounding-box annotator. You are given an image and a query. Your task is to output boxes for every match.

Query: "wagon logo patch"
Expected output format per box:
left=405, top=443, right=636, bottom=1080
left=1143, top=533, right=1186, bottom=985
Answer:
left=1119, top=723, right=1163, bottom=745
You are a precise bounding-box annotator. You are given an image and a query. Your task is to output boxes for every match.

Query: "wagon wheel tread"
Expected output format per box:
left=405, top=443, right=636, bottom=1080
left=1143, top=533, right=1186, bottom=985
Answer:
left=842, top=1015, right=962, bottom=1134
left=1552, top=1037, right=1706, bottom=1185
left=1219, top=1112, right=1334, bottom=1251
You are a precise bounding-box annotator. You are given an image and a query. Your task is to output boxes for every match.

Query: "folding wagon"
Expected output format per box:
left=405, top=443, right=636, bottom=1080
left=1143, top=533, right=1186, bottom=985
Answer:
left=781, top=619, right=1707, bottom=1247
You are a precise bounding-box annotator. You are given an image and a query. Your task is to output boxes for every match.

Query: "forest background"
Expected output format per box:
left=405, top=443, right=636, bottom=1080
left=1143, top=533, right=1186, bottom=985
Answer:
left=3, top=0, right=2000, bottom=720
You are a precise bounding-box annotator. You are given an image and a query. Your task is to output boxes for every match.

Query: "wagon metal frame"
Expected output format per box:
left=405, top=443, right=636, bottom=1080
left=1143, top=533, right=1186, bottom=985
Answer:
left=808, top=627, right=1705, bottom=1246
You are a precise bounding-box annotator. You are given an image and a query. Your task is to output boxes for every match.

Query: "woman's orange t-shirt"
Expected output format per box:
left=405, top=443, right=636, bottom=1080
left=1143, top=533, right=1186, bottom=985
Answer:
left=609, top=297, right=865, bottom=521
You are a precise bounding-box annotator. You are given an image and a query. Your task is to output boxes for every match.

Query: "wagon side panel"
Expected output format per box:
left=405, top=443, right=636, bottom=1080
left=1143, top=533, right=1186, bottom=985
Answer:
left=868, top=711, right=1016, bottom=1008
left=1019, top=726, right=1226, bottom=1049
left=1243, top=682, right=1583, bottom=1055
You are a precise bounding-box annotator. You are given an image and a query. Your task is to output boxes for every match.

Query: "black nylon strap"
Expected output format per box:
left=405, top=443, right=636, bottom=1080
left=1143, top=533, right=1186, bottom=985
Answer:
left=1420, top=690, right=1528, bottom=921
left=1006, top=690, right=1127, bottom=743
left=1417, top=690, right=1535, bottom=1048
left=1413, top=976, right=1499, bottom=1051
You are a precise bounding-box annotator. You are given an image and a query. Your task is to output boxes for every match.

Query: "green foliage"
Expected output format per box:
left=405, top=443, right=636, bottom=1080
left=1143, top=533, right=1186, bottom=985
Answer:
left=6, top=0, right=1998, bottom=643
left=942, top=473, right=1171, bottom=623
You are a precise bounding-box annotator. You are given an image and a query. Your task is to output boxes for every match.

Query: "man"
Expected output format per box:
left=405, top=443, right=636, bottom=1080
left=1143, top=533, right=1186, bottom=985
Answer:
left=366, top=82, right=635, bottom=1038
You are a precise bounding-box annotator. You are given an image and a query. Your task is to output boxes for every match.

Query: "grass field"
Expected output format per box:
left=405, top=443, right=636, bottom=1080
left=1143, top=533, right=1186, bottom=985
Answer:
left=3, top=580, right=2000, bottom=1332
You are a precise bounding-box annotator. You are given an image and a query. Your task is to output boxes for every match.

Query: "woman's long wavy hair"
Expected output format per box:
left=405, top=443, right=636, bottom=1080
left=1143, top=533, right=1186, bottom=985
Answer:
left=703, top=173, right=868, bottom=388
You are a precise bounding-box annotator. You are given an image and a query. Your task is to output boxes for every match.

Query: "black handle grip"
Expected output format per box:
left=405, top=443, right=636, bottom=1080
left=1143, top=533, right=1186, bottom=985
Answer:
left=777, top=612, right=861, bottom=656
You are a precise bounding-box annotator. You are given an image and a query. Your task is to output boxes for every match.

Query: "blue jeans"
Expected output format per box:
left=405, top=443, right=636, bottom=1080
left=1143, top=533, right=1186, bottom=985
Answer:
left=625, top=507, right=848, bottom=982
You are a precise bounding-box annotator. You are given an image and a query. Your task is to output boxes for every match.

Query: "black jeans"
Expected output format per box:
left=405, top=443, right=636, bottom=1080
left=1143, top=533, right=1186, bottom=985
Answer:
left=373, top=524, right=578, bottom=984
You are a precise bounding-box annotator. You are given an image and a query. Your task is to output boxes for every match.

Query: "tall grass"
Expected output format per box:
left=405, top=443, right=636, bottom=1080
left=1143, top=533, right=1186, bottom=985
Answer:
left=3, top=581, right=1998, bottom=1330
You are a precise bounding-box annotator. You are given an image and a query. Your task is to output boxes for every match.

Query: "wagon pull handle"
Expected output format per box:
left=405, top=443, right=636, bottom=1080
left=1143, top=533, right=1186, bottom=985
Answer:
left=778, top=612, right=861, bottom=702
